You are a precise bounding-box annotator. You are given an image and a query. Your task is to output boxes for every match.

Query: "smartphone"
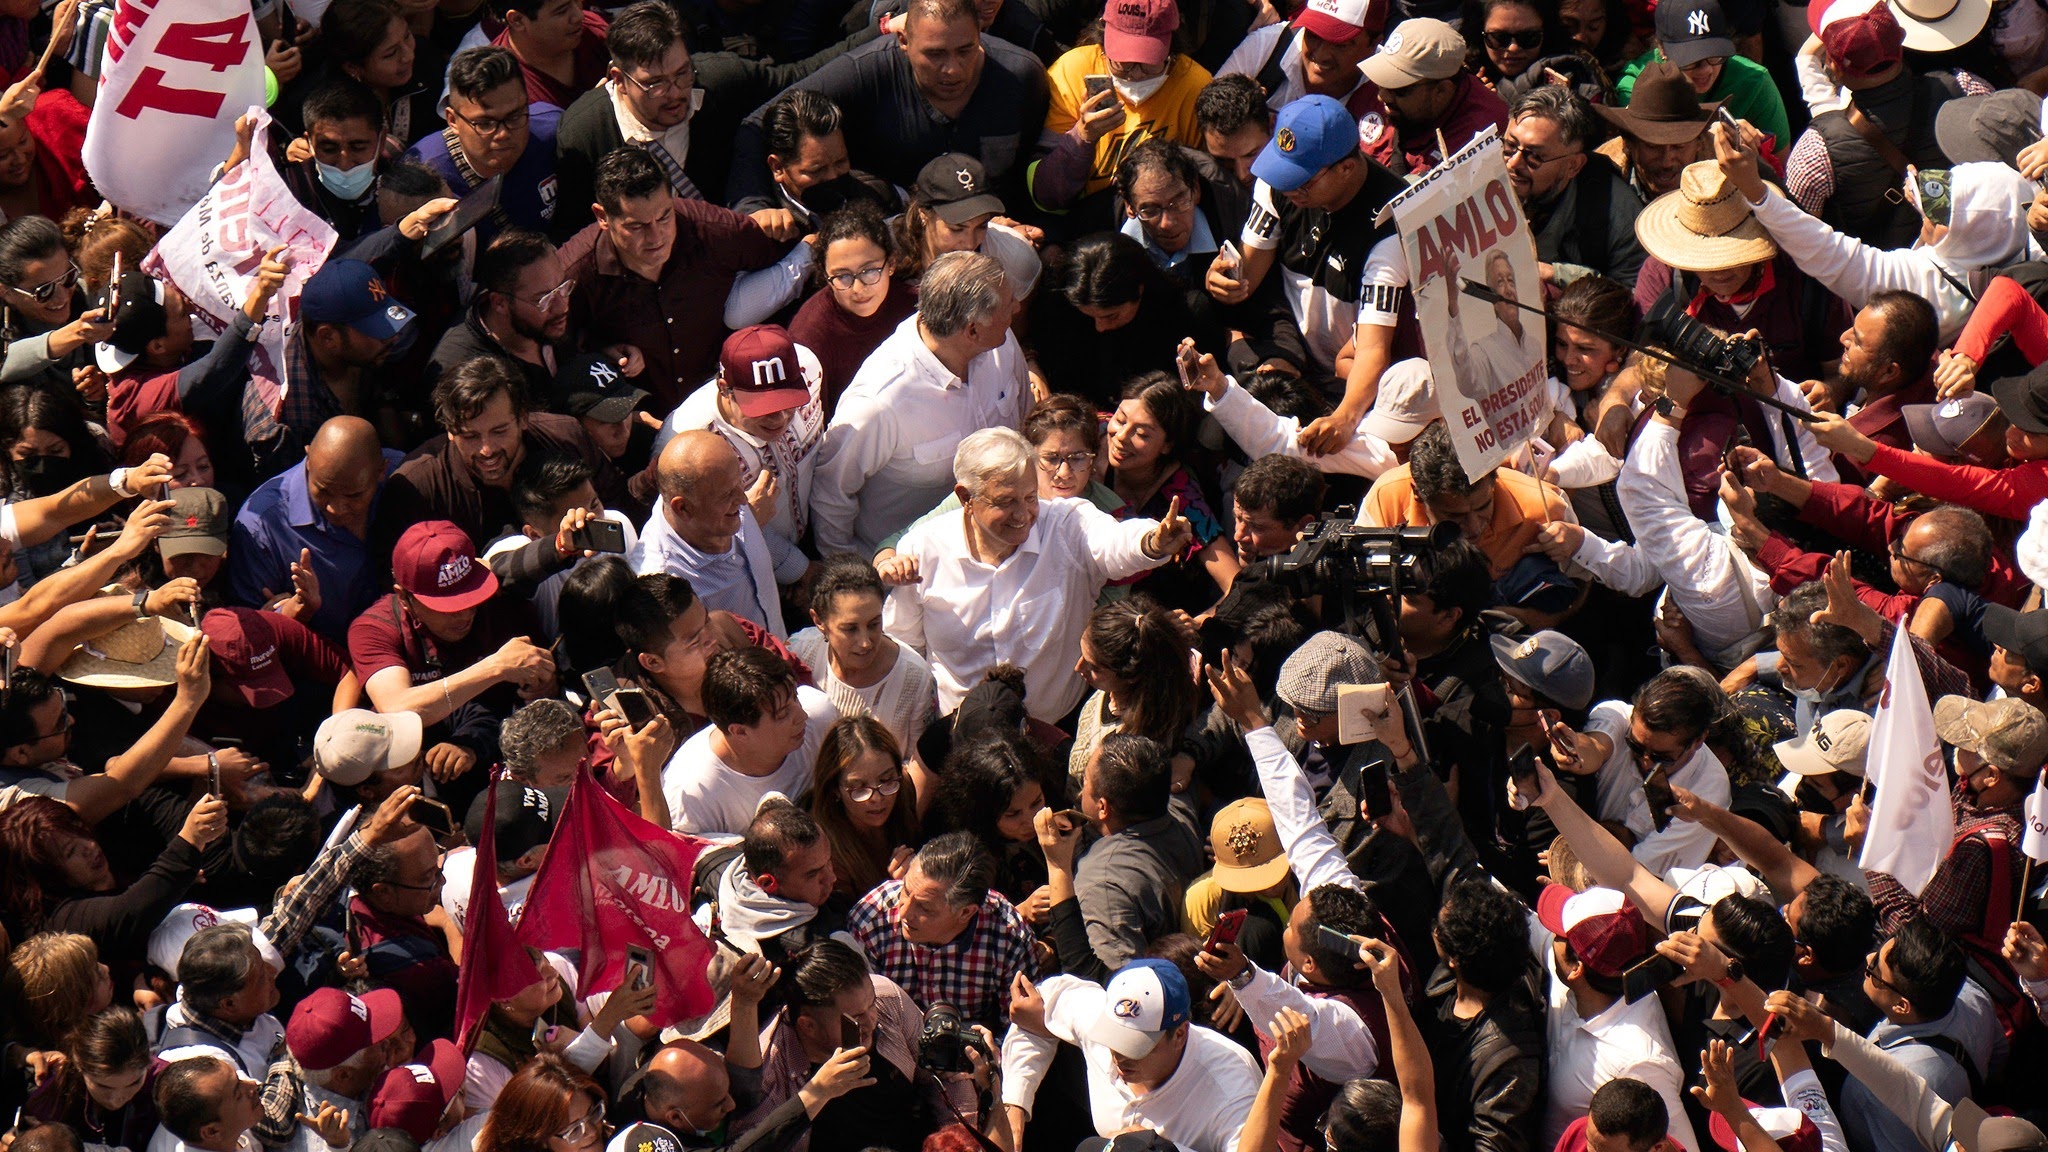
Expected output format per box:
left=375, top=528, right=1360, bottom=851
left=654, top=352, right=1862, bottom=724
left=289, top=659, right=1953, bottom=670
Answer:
left=207, top=754, right=222, bottom=798
left=533, top=1019, right=553, bottom=1046
left=4, top=642, right=17, bottom=692
left=106, top=251, right=122, bottom=316
left=1507, top=744, right=1542, bottom=799
left=1204, top=908, right=1248, bottom=954
left=1742, top=1013, right=1782, bottom=1061
left=582, top=666, right=623, bottom=707
left=1717, top=105, right=1741, bottom=137
left=1315, top=924, right=1364, bottom=964
left=1358, top=760, right=1392, bottom=820
left=1050, top=808, right=1086, bottom=833
left=1622, top=953, right=1684, bottom=1003
left=611, top=687, right=658, bottom=727
left=839, top=1014, right=862, bottom=1051
left=1642, top=765, right=1677, bottom=832
left=1174, top=340, right=1201, bottom=389
left=421, top=176, right=503, bottom=258
left=574, top=518, right=627, bottom=555
left=343, top=904, right=358, bottom=951
left=624, top=944, right=654, bottom=991
left=1083, top=73, right=1113, bottom=102
left=274, top=12, right=296, bottom=48
left=1217, top=239, right=1242, bottom=271
left=409, top=796, right=456, bottom=839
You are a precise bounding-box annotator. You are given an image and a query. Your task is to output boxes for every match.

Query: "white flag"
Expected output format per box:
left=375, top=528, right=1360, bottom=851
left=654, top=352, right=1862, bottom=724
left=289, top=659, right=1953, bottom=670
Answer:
left=1858, top=625, right=1954, bottom=894
left=83, top=0, right=266, bottom=225
left=2025, top=772, right=2048, bottom=864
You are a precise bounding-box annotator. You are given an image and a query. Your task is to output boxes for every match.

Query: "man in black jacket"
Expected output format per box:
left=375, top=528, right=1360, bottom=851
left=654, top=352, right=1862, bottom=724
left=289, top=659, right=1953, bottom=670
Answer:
left=1506, top=86, right=1646, bottom=288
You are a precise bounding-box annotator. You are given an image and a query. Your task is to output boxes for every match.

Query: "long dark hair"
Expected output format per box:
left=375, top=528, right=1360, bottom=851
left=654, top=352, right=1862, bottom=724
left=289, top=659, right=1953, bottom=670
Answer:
left=0, top=797, right=100, bottom=931
left=930, top=729, right=1057, bottom=856
left=1083, top=597, right=1198, bottom=746
left=1055, top=232, right=1170, bottom=312
left=807, top=716, right=919, bottom=898
left=0, top=385, right=109, bottom=499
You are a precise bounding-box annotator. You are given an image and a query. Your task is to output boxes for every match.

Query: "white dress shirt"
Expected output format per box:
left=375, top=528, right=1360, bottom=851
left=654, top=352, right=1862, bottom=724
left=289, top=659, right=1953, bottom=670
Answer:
left=1000, top=974, right=1262, bottom=1152
left=1583, top=700, right=1732, bottom=876
left=1203, top=380, right=1399, bottom=479
left=1532, top=916, right=1698, bottom=1152
left=655, top=345, right=828, bottom=546
left=661, top=685, right=838, bottom=834
left=631, top=503, right=805, bottom=638
left=885, top=498, right=1165, bottom=722
left=810, top=316, right=1031, bottom=556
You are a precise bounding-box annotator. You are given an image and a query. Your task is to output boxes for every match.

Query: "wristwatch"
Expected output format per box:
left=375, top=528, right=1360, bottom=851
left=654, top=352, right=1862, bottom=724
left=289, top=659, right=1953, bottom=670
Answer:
left=1227, top=966, right=1255, bottom=991
left=1713, top=959, right=1745, bottom=988
left=132, top=588, right=150, bottom=619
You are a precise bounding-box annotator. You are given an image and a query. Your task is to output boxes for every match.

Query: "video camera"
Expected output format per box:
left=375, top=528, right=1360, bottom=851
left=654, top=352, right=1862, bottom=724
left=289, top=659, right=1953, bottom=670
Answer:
left=1246, top=515, right=1459, bottom=596
left=1647, top=308, right=1765, bottom=389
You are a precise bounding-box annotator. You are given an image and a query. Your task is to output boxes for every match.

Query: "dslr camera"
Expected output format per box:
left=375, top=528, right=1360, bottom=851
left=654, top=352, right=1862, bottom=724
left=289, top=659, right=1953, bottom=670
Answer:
left=915, top=1003, right=992, bottom=1074
left=1650, top=308, right=1764, bottom=386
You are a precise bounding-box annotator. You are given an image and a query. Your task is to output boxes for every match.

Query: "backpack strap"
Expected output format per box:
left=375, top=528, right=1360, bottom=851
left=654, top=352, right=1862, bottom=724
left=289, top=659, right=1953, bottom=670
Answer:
left=1255, top=28, right=1297, bottom=103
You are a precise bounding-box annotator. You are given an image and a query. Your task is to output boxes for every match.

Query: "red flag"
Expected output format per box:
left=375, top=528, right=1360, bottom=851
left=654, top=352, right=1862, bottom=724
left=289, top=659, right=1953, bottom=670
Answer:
left=514, top=769, right=715, bottom=1026
left=454, top=774, right=542, bottom=1051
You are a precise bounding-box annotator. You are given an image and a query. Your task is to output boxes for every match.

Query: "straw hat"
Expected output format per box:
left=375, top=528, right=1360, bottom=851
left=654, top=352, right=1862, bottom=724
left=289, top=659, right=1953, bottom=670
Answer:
left=59, top=613, right=197, bottom=688
left=1635, top=160, right=1778, bottom=273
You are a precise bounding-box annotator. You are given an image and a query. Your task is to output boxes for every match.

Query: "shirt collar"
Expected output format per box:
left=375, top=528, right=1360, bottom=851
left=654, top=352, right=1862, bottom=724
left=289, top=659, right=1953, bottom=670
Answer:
left=1118, top=212, right=1218, bottom=267
left=904, top=318, right=967, bottom=390
left=283, top=465, right=319, bottom=528
left=607, top=79, right=692, bottom=157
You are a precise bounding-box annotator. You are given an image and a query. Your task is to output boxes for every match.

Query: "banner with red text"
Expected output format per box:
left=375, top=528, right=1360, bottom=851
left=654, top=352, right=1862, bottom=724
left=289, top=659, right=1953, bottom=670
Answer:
left=83, top=0, right=266, bottom=226
left=143, top=107, right=335, bottom=416
left=515, top=770, right=715, bottom=1027
left=1382, top=128, right=1544, bottom=479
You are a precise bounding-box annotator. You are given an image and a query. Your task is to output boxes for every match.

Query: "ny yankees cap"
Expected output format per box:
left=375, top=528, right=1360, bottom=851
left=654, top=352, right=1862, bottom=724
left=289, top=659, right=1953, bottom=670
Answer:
left=553, top=352, right=648, bottom=424
left=304, top=259, right=415, bottom=342
left=719, top=325, right=812, bottom=418
left=915, top=153, right=1007, bottom=227
left=1654, top=0, right=1737, bottom=67
left=392, top=519, right=499, bottom=612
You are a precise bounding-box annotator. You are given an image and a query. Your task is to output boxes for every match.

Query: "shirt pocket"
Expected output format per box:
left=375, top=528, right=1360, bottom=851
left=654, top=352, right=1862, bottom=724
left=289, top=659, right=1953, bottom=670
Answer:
left=1005, top=587, right=1067, bottom=645
left=912, top=432, right=964, bottom=467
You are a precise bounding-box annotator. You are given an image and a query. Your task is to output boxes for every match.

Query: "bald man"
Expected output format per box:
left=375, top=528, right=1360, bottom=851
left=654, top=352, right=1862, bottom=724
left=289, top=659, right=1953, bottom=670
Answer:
left=231, top=415, right=403, bottom=641
left=629, top=430, right=809, bottom=639
left=632, top=1039, right=870, bottom=1152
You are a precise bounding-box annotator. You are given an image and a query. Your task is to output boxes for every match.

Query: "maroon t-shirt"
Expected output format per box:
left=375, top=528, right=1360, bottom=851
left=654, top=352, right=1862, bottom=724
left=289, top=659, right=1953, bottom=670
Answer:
left=786, top=278, right=920, bottom=417
left=491, top=9, right=611, bottom=112
left=193, top=613, right=350, bottom=768
left=347, top=592, right=532, bottom=709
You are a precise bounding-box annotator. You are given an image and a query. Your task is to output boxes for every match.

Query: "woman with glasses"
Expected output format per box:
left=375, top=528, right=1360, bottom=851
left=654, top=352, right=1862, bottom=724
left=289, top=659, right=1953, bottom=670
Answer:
left=475, top=1053, right=611, bottom=1152
left=787, top=203, right=918, bottom=416
left=789, top=556, right=937, bottom=789
left=1029, top=232, right=1222, bottom=410
left=0, top=217, right=109, bottom=397
left=806, top=715, right=922, bottom=903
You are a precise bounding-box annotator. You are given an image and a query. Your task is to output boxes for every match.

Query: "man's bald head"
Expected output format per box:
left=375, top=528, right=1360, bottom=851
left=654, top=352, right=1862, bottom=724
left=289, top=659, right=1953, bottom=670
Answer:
left=306, top=417, right=384, bottom=480
left=656, top=430, right=741, bottom=504
left=641, top=1040, right=734, bottom=1131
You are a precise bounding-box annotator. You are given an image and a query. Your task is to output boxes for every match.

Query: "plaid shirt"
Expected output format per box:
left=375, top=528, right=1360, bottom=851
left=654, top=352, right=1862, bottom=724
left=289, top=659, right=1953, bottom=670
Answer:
left=1869, top=781, right=2023, bottom=940
left=846, top=880, right=1033, bottom=1029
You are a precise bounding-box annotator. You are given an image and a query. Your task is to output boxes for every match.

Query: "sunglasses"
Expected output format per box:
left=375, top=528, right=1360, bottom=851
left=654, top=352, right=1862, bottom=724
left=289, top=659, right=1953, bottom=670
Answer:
left=10, top=263, right=79, bottom=303
left=1483, top=28, right=1544, bottom=49
left=1624, top=731, right=1689, bottom=771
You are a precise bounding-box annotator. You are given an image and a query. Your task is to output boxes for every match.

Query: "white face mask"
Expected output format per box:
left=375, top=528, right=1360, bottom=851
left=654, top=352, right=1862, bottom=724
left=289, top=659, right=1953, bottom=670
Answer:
left=1113, top=72, right=1170, bottom=106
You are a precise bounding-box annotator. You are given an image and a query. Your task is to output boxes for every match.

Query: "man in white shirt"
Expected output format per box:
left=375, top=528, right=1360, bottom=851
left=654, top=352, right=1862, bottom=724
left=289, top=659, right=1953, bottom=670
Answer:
left=632, top=430, right=809, bottom=638
left=656, top=324, right=827, bottom=550
left=662, top=646, right=837, bottom=834
left=812, top=250, right=1030, bottom=557
left=1216, top=0, right=1382, bottom=112
left=1001, top=960, right=1261, bottom=1152
left=149, top=1055, right=266, bottom=1152
left=1531, top=885, right=1698, bottom=1152
left=883, top=428, right=1186, bottom=723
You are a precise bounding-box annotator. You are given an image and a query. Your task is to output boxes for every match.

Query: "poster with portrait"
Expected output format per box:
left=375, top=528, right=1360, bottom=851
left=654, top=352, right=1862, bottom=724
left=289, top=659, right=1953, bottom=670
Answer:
left=1380, top=127, right=1545, bottom=479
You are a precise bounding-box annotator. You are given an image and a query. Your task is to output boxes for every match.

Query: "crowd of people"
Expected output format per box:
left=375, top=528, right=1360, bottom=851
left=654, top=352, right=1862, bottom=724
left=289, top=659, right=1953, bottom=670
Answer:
left=8, top=2, right=2048, bottom=1152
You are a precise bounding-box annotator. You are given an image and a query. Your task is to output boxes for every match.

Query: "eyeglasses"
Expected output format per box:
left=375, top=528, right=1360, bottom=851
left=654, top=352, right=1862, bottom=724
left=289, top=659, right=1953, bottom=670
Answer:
left=1681, top=56, right=1727, bottom=72
left=381, top=863, right=445, bottom=892
left=1502, top=139, right=1582, bottom=168
left=1624, top=731, right=1688, bottom=771
left=826, top=265, right=887, bottom=291
left=555, top=1108, right=606, bottom=1145
left=1133, top=193, right=1194, bottom=223
left=1036, top=450, right=1095, bottom=474
left=621, top=65, right=696, bottom=98
left=842, top=774, right=903, bottom=804
left=452, top=103, right=529, bottom=138
left=513, top=276, right=576, bottom=312
left=29, top=710, right=73, bottom=742
left=1483, top=28, right=1544, bottom=49
left=1864, top=953, right=1899, bottom=996
left=10, top=263, right=78, bottom=303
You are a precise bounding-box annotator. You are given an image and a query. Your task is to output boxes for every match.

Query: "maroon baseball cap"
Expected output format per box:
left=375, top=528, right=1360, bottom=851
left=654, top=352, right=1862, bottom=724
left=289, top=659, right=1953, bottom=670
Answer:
left=718, top=325, right=812, bottom=419
left=201, top=608, right=295, bottom=709
left=1535, top=883, right=1650, bottom=978
left=393, top=521, right=499, bottom=612
left=286, top=987, right=404, bottom=1072
left=368, top=1039, right=465, bottom=1141
left=1818, top=0, right=1905, bottom=81
left=1103, top=0, right=1178, bottom=65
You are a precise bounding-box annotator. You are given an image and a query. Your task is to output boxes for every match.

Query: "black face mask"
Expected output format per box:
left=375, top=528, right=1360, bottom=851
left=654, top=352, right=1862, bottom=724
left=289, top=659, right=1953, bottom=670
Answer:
left=801, top=174, right=870, bottom=217
left=15, top=453, right=83, bottom=496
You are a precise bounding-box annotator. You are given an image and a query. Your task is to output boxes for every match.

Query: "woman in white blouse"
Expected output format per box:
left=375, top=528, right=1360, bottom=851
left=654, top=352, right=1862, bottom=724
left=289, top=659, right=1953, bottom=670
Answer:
left=789, top=556, right=940, bottom=801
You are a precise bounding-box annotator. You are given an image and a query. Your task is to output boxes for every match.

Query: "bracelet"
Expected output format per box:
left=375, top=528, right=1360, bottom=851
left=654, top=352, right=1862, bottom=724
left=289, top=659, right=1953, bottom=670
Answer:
left=441, top=677, right=453, bottom=709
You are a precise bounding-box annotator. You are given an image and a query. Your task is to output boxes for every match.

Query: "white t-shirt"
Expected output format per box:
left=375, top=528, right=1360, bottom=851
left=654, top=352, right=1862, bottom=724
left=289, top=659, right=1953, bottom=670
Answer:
left=660, top=685, right=838, bottom=834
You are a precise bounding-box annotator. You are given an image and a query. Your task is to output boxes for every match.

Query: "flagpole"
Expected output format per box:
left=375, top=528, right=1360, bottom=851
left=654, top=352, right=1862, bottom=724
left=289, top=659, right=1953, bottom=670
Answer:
left=2022, top=857, right=2034, bottom=924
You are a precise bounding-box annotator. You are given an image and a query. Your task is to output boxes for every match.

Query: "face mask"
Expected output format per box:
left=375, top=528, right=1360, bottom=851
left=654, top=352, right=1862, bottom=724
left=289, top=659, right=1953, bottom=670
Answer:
left=1790, top=663, right=1845, bottom=704
left=317, top=161, right=378, bottom=200
left=803, top=174, right=866, bottom=216
left=1993, top=0, right=2048, bottom=67
left=15, top=453, right=81, bottom=496
left=1113, top=73, right=1170, bottom=106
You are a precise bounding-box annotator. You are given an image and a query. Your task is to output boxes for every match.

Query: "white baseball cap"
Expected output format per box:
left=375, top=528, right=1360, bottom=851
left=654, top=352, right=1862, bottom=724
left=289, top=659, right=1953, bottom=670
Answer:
left=1774, top=709, right=1870, bottom=777
left=315, top=709, right=425, bottom=786
left=1080, top=960, right=1192, bottom=1059
left=149, top=903, right=284, bottom=980
left=1359, top=358, right=1440, bottom=445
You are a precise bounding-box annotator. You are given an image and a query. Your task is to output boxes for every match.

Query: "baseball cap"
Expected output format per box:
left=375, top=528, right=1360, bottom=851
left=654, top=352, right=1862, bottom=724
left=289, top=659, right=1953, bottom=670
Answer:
left=1935, top=89, right=2045, bottom=167
left=1903, top=393, right=1999, bottom=457
left=552, top=353, right=647, bottom=424
left=1208, top=797, right=1290, bottom=893
left=393, top=520, right=499, bottom=612
left=607, top=1124, right=684, bottom=1152
left=1535, top=884, right=1650, bottom=977
left=315, top=708, right=425, bottom=786
left=1655, top=0, right=1736, bottom=66
left=1080, top=959, right=1192, bottom=1058
left=368, top=1039, right=466, bottom=1142
left=1489, top=630, right=1596, bottom=710
left=287, top=987, right=404, bottom=1071
left=1253, top=96, right=1363, bottom=193
left=201, top=607, right=295, bottom=709
left=1276, top=630, right=1380, bottom=715
left=1984, top=603, right=2048, bottom=678
left=1294, top=0, right=1386, bottom=42
left=1994, top=363, right=2048, bottom=435
left=158, top=487, right=230, bottom=559
left=1817, top=0, right=1906, bottom=83
left=1773, top=709, right=1872, bottom=776
left=304, top=260, right=416, bottom=343
left=1360, top=19, right=1466, bottom=88
left=1951, top=1104, right=2048, bottom=1152
left=95, top=270, right=168, bottom=374
left=915, top=154, right=1006, bottom=227
left=719, top=325, right=814, bottom=418
left=1359, top=358, right=1439, bottom=444
left=149, top=904, right=284, bottom=980
left=1934, top=694, right=2048, bottom=772
left=464, top=780, right=566, bottom=862
left=1102, top=0, right=1178, bottom=65
left=1668, top=863, right=1767, bottom=912
left=1709, top=1106, right=1822, bottom=1152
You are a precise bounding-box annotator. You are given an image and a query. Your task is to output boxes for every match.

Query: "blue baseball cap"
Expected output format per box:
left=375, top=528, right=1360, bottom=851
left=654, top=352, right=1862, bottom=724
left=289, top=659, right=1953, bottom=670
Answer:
left=1252, top=96, right=1361, bottom=192
left=1082, top=959, right=1191, bottom=1058
left=303, top=259, right=415, bottom=342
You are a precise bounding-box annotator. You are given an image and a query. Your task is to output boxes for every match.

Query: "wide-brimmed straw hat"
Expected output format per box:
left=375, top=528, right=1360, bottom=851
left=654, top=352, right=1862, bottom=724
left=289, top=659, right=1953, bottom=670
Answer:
left=1635, top=160, right=1778, bottom=273
left=59, top=612, right=197, bottom=688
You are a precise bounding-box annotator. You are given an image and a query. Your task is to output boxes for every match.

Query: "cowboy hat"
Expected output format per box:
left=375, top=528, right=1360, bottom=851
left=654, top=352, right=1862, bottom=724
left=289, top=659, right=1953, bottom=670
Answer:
left=1596, top=60, right=1721, bottom=146
left=1635, top=160, right=1778, bottom=272
left=59, top=611, right=198, bottom=689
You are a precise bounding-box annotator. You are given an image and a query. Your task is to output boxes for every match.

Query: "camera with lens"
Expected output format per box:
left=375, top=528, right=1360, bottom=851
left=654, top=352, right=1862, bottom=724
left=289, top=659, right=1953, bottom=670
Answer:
left=1246, top=514, right=1460, bottom=595
left=1649, top=308, right=1764, bottom=386
left=915, top=1003, right=991, bottom=1074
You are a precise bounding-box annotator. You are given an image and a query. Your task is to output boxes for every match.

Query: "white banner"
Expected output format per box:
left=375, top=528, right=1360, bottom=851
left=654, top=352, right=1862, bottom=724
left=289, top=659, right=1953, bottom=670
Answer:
left=1384, top=128, right=1546, bottom=480
left=143, top=107, right=336, bottom=416
left=1858, top=625, right=1954, bottom=894
left=2025, top=771, right=2048, bottom=863
left=83, top=0, right=267, bottom=226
